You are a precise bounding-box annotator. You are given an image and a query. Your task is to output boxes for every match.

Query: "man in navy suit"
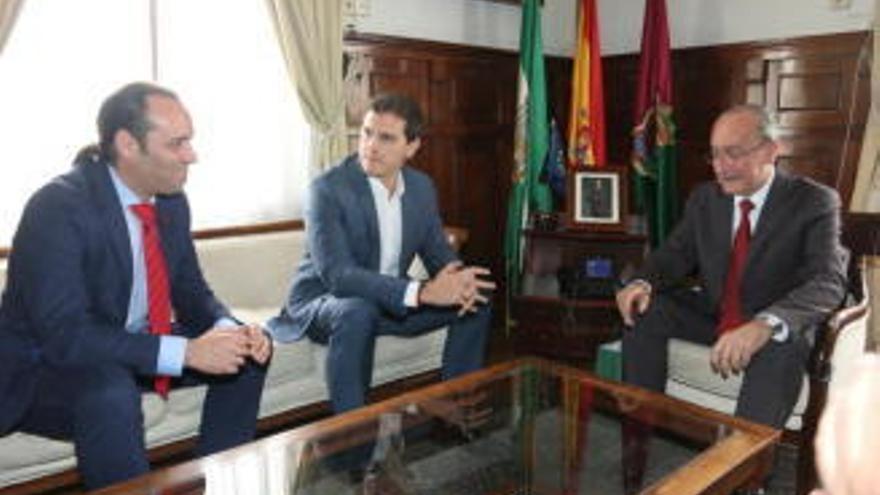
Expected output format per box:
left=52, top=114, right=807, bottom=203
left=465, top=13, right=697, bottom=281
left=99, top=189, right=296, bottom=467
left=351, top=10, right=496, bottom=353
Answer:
left=269, top=93, right=494, bottom=414
left=617, top=105, right=847, bottom=428
left=0, top=82, right=272, bottom=489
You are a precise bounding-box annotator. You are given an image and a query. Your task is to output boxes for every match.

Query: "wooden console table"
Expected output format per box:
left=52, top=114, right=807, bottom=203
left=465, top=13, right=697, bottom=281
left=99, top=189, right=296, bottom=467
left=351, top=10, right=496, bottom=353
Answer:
left=511, top=229, right=647, bottom=364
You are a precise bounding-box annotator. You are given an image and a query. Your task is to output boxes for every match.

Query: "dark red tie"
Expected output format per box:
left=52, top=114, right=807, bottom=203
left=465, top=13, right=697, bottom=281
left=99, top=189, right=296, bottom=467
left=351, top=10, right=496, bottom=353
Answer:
left=130, top=203, right=172, bottom=398
left=717, top=199, right=754, bottom=334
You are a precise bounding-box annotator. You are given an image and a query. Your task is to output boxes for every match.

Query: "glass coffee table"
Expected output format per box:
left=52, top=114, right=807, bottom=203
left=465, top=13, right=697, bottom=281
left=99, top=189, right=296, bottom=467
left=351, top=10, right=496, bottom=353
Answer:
left=94, top=358, right=780, bottom=494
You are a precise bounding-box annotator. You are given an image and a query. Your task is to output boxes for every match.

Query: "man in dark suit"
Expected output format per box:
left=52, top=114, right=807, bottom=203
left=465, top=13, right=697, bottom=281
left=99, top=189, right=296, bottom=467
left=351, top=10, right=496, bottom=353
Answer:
left=269, top=93, right=494, bottom=414
left=0, top=82, right=272, bottom=489
left=616, top=104, right=847, bottom=427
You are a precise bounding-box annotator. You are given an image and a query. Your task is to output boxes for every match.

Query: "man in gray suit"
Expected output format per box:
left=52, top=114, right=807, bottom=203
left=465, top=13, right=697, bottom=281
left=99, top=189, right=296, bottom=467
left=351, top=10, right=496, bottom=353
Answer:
left=269, top=93, right=494, bottom=414
left=616, top=104, right=847, bottom=427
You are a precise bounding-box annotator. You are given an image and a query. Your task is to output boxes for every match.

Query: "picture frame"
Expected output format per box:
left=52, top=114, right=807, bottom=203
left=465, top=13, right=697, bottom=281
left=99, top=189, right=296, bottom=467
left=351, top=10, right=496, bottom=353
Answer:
left=568, top=165, right=628, bottom=232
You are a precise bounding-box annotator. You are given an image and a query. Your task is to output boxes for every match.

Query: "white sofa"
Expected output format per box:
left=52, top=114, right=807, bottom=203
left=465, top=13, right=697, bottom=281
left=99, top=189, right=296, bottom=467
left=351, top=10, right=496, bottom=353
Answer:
left=0, top=228, right=448, bottom=489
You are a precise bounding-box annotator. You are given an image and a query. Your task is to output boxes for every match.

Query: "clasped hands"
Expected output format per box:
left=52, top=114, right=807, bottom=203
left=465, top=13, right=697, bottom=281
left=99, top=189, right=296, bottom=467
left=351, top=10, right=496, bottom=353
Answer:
left=616, top=282, right=773, bottom=378
left=420, top=261, right=496, bottom=315
left=184, top=324, right=272, bottom=375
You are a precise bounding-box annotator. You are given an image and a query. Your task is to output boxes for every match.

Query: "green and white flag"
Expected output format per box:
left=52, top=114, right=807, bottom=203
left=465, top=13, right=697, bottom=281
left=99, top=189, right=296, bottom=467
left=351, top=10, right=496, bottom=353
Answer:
left=504, top=0, right=554, bottom=304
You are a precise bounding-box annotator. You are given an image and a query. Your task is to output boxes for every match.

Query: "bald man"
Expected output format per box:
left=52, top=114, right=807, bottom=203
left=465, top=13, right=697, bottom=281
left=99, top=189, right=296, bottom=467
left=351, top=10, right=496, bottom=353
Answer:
left=617, top=105, right=848, bottom=428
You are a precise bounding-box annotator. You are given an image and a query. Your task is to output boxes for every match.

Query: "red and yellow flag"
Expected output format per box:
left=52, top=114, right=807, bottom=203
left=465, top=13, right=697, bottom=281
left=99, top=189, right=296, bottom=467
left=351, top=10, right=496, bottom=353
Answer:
left=567, top=0, right=607, bottom=169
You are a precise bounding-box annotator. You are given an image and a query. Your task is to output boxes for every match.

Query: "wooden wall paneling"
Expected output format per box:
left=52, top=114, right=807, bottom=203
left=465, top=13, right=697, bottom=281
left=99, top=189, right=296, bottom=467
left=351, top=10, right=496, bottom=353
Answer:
left=454, top=130, right=506, bottom=268
left=753, top=32, right=870, bottom=204
left=429, top=56, right=517, bottom=272
left=603, top=31, right=870, bottom=210
left=600, top=56, right=637, bottom=165
left=768, top=56, right=857, bottom=127
left=670, top=47, right=744, bottom=193
left=776, top=128, right=850, bottom=189
left=419, top=137, right=458, bottom=218
left=545, top=56, right=574, bottom=133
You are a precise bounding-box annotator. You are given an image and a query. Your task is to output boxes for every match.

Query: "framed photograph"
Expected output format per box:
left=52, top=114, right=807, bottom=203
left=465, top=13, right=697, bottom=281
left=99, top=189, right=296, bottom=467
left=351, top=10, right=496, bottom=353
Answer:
left=568, top=165, right=628, bottom=232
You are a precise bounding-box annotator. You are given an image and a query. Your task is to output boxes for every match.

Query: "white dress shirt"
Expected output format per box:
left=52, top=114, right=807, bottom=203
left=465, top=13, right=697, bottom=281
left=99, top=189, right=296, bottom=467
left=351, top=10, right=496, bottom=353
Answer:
left=367, top=172, right=421, bottom=307
left=110, top=167, right=236, bottom=376
left=731, top=168, right=789, bottom=342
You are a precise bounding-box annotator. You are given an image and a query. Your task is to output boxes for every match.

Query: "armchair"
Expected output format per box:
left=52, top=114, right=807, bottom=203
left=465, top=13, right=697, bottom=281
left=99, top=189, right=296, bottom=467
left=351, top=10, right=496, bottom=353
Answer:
left=664, top=218, right=872, bottom=494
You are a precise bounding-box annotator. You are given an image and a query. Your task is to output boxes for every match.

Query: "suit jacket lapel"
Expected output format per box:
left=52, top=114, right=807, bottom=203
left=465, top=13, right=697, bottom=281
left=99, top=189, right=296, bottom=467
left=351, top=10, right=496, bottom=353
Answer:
left=155, top=198, right=177, bottom=282
left=399, top=167, right=418, bottom=275
left=348, top=159, right=381, bottom=271
left=746, top=173, right=788, bottom=269
left=85, top=160, right=133, bottom=319
left=707, top=189, right=734, bottom=296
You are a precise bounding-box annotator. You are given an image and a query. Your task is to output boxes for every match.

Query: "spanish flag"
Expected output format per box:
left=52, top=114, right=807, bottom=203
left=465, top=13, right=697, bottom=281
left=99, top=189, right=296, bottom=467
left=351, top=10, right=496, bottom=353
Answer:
left=567, top=0, right=607, bottom=169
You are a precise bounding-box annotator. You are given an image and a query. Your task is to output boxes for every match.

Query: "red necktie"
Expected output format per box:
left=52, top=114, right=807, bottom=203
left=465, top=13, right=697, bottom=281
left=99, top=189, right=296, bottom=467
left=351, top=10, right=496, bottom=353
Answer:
left=717, top=199, right=754, bottom=334
left=130, top=203, right=172, bottom=398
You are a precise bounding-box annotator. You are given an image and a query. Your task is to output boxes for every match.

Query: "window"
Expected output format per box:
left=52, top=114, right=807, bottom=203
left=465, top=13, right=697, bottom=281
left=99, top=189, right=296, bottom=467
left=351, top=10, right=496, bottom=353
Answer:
left=0, top=0, right=310, bottom=247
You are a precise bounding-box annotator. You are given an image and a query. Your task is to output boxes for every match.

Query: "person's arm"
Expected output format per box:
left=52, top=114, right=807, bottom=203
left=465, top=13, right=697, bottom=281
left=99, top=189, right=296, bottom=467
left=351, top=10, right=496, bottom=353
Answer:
left=162, top=195, right=232, bottom=335
left=12, top=183, right=158, bottom=374
left=759, top=186, right=848, bottom=333
left=306, top=178, right=411, bottom=316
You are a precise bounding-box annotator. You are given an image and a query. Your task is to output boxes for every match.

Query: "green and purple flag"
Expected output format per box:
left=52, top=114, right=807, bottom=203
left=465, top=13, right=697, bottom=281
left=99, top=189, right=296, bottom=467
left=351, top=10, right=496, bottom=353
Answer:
left=631, top=0, right=677, bottom=247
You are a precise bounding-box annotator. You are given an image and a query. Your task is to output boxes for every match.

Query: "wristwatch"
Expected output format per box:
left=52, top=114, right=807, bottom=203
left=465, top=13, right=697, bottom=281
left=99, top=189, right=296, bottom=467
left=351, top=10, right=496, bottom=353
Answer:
left=757, top=313, right=789, bottom=342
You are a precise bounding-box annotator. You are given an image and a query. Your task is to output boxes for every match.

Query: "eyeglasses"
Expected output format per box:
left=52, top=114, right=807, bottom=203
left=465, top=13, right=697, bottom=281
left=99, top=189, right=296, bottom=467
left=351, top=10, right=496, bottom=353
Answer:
left=704, top=139, right=769, bottom=164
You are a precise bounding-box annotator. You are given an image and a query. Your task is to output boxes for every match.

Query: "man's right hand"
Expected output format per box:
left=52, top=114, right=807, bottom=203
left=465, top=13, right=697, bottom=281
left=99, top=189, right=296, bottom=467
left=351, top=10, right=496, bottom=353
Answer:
left=184, top=328, right=251, bottom=375
left=616, top=281, right=652, bottom=326
left=419, top=261, right=495, bottom=312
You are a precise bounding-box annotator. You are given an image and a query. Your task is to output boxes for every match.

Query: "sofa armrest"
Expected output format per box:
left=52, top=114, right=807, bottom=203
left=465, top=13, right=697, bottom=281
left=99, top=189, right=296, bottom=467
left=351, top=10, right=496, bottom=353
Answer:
left=811, top=256, right=871, bottom=382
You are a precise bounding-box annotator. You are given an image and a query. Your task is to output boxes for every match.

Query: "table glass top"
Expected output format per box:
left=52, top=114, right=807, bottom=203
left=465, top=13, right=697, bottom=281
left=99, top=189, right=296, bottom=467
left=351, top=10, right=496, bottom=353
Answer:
left=99, top=358, right=778, bottom=495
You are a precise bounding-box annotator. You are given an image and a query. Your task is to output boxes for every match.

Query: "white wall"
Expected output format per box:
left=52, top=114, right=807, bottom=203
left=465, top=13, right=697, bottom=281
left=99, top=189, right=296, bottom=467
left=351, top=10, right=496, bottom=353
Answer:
left=601, top=0, right=875, bottom=55
left=348, top=0, right=875, bottom=57
left=347, top=0, right=577, bottom=56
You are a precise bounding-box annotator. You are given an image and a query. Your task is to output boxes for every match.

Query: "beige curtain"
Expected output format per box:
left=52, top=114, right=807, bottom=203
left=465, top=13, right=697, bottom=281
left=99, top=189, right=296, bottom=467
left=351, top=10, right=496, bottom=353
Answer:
left=849, top=0, right=880, bottom=211
left=0, top=0, right=24, bottom=55
left=265, top=0, right=347, bottom=175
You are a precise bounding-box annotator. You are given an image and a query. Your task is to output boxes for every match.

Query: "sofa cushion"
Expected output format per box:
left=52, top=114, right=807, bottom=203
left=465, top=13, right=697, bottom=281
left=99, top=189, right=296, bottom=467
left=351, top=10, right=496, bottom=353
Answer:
left=0, top=434, right=76, bottom=486
left=668, top=339, right=744, bottom=400
left=196, top=231, right=302, bottom=310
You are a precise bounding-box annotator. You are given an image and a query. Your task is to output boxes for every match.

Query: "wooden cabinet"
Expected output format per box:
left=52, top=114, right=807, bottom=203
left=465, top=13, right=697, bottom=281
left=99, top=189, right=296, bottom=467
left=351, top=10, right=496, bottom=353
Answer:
left=511, top=229, right=647, bottom=364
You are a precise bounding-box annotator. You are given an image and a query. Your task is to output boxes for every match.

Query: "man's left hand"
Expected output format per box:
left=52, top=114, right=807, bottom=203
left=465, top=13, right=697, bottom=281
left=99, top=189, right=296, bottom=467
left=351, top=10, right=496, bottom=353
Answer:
left=244, top=324, right=273, bottom=365
left=710, top=320, right=773, bottom=378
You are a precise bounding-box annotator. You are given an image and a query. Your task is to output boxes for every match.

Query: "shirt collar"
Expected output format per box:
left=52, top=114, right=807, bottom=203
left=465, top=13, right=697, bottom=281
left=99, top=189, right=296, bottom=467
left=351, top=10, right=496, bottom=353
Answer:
left=735, top=166, right=775, bottom=209
left=109, top=165, right=153, bottom=208
left=367, top=171, right=405, bottom=200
